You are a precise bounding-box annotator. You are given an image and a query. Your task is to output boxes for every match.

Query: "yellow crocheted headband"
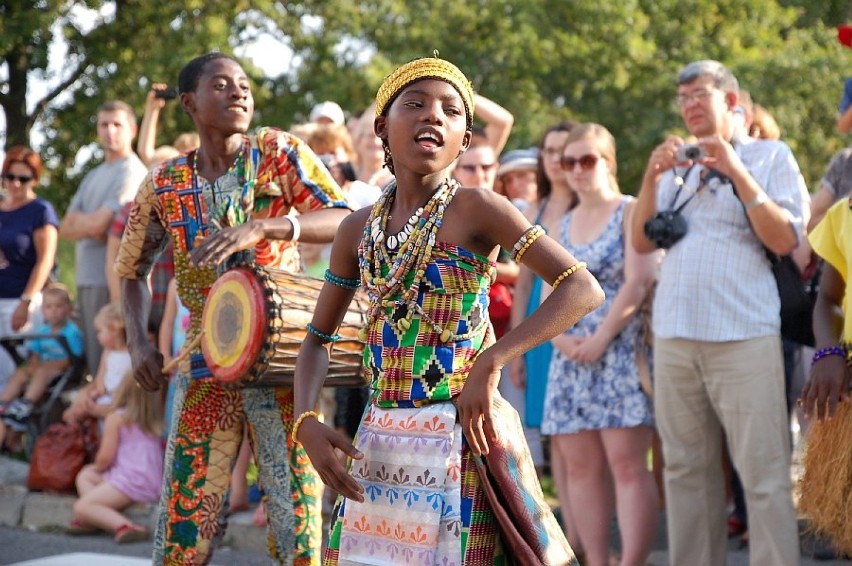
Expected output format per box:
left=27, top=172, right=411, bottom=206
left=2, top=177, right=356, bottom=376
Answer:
left=375, top=54, right=475, bottom=129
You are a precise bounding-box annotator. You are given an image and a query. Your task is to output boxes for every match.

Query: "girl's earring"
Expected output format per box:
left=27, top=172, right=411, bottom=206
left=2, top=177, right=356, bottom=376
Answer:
left=383, top=143, right=395, bottom=175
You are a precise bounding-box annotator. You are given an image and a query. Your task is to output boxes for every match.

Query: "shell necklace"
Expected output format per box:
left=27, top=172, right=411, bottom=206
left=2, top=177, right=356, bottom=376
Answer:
left=358, top=178, right=458, bottom=340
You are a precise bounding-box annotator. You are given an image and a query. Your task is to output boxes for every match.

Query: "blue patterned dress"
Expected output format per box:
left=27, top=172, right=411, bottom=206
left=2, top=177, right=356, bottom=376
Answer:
left=542, top=197, right=654, bottom=435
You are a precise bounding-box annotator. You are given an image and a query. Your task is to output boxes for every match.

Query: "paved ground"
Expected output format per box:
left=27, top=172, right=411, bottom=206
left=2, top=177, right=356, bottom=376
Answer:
left=2, top=452, right=850, bottom=565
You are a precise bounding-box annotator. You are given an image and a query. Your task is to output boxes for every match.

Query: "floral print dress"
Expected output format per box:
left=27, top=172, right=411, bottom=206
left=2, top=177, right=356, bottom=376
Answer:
left=542, top=197, right=654, bottom=435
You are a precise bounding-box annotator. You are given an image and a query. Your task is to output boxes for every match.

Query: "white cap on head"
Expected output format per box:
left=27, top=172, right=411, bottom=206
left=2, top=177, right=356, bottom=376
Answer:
left=497, top=148, right=539, bottom=178
left=310, top=101, right=346, bottom=125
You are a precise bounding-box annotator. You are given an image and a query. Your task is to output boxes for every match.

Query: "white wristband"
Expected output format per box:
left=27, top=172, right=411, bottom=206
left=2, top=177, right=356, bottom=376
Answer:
left=287, top=215, right=301, bottom=242
left=744, top=192, right=768, bottom=210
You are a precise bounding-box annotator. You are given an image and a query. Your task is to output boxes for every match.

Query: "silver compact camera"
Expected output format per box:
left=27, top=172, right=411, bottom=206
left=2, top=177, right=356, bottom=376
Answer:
left=676, top=143, right=706, bottom=162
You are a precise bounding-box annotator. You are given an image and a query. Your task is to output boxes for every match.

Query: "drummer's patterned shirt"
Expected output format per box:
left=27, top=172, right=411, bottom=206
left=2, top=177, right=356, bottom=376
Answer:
left=115, top=127, right=350, bottom=336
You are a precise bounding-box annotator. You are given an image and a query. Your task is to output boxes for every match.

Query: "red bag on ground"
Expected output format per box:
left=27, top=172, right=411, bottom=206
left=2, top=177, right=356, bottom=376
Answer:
left=27, top=419, right=99, bottom=494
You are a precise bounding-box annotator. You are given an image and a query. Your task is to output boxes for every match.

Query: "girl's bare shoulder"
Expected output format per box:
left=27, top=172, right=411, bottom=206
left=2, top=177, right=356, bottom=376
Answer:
left=451, top=186, right=512, bottom=214
left=337, top=207, right=372, bottom=239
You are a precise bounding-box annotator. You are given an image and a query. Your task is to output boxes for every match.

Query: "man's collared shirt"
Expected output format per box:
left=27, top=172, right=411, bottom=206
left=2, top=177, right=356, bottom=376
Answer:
left=653, top=136, right=805, bottom=342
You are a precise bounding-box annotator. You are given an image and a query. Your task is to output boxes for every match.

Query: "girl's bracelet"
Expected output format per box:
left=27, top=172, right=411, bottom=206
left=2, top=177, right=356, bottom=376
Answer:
left=811, top=346, right=846, bottom=367
left=306, top=322, right=341, bottom=343
left=292, top=410, right=319, bottom=443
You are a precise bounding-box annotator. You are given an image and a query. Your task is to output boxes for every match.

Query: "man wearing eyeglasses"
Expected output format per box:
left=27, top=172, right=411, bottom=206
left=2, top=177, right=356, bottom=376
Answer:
left=59, top=101, right=148, bottom=375
left=452, top=140, right=499, bottom=190
left=630, top=60, right=804, bottom=566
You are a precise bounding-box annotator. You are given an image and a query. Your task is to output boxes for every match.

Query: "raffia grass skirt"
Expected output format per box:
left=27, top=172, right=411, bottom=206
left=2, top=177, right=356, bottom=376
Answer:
left=798, top=400, right=852, bottom=554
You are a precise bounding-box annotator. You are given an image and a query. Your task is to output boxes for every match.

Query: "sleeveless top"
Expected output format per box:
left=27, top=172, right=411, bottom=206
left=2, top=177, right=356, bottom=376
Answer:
left=104, top=411, right=165, bottom=503
left=362, top=243, right=496, bottom=408
left=543, top=197, right=653, bottom=434
left=523, top=198, right=553, bottom=428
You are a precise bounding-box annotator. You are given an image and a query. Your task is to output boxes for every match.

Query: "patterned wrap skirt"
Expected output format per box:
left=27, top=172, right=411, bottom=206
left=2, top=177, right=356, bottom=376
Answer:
left=324, top=402, right=506, bottom=565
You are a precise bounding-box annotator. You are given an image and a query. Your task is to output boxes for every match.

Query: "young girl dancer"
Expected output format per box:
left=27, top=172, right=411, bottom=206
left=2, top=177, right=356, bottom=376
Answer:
left=293, top=55, right=604, bottom=564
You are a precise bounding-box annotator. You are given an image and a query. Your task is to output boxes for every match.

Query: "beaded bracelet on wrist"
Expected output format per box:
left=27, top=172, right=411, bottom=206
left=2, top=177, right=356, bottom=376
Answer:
left=511, top=225, right=545, bottom=263
left=551, top=262, right=588, bottom=290
left=292, top=410, right=319, bottom=443
left=324, top=269, right=361, bottom=289
left=811, top=345, right=846, bottom=367
left=306, top=322, right=341, bottom=343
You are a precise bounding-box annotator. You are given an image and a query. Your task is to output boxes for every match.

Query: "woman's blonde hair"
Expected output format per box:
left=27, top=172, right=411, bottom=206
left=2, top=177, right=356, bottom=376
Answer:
left=111, top=372, right=164, bottom=437
left=749, top=105, right=781, bottom=140
left=562, top=122, right=620, bottom=194
left=307, top=124, right=357, bottom=164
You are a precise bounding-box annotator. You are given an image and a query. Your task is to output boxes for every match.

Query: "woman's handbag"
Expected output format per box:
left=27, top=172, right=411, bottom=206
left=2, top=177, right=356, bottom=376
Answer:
left=472, top=395, right=577, bottom=565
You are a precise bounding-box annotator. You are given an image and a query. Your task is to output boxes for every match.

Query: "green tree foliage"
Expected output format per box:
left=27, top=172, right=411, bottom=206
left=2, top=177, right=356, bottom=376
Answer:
left=1, top=0, right=847, bottom=214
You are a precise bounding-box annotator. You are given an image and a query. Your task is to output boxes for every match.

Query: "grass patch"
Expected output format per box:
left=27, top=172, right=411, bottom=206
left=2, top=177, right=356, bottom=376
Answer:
left=55, top=240, right=77, bottom=297
left=539, top=473, right=559, bottom=508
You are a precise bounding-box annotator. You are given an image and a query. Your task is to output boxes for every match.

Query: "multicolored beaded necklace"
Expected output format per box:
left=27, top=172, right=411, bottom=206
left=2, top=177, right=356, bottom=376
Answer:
left=191, top=138, right=260, bottom=236
left=359, top=177, right=464, bottom=343
left=191, top=140, right=250, bottom=205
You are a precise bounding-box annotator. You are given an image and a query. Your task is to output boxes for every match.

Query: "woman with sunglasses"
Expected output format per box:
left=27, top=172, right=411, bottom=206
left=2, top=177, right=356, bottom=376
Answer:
left=542, top=123, right=660, bottom=566
left=507, top=120, right=587, bottom=555
left=0, top=146, right=59, bottom=385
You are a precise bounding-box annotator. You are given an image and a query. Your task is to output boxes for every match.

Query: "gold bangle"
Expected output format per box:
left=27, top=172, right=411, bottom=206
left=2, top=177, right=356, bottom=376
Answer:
left=511, top=225, right=545, bottom=263
left=551, top=262, right=587, bottom=290
left=291, top=410, right=319, bottom=443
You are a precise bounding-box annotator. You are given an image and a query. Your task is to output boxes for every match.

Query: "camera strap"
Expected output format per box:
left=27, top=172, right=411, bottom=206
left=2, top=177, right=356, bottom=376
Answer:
left=669, top=165, right=699, bottom=213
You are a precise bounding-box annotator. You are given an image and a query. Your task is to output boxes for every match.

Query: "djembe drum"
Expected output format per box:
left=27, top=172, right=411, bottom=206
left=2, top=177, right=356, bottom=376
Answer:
left=200, top=265, right=370, bottom=388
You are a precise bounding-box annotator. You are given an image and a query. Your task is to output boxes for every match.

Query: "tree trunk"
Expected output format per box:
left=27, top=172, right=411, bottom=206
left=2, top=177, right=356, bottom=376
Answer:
left=4, top=43, right=32, bottom=148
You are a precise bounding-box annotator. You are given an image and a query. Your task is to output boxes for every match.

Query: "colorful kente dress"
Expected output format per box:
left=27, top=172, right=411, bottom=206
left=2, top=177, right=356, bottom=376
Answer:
left=324, top=181, right=575, bottom=565
left=325, top=238, right=509, bottom=565
left=115, top=127, right=350, bottom=566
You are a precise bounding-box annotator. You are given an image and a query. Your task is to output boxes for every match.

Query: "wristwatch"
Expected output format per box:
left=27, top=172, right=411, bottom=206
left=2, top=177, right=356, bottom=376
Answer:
left=744, top=191, right=768, bottom=210
left=20, top=294, right=32, bottom=304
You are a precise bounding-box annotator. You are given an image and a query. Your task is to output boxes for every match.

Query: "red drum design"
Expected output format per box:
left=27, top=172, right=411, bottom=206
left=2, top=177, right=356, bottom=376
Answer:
left=200, top=266, right=369, bottom=388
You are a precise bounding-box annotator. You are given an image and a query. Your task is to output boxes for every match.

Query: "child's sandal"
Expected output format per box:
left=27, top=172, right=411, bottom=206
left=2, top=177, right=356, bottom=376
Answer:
left=65, top=519, right=100, bottom=536
left=114, top=523, right=149, bottom=543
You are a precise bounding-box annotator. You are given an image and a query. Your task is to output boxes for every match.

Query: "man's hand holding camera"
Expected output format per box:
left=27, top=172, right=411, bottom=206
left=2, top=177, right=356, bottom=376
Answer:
left=646, top=134, right=745, bottom=178
left=644, top=135, right=685, bottom=184
left=690, top=133, right=748, bottom=181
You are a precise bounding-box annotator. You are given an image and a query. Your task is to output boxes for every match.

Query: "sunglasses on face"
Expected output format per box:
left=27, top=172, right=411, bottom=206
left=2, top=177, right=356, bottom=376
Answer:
left=458, top=163, right=497, bottom=173
left=560, top=154, right=600, bottom=171
left=3, top=173, right=34, bottom=184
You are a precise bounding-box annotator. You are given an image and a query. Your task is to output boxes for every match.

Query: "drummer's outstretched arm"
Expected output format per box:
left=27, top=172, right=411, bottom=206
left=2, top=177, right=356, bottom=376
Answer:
left=188, top=207, right=351, bottom=268
left=253, top=207, right=350, bottom=244
left=293, top=211, right=366, bottom=502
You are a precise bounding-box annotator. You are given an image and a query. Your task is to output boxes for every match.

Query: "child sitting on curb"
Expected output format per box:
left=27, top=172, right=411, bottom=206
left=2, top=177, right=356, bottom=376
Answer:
left=67, top=371, right=165, bottom=543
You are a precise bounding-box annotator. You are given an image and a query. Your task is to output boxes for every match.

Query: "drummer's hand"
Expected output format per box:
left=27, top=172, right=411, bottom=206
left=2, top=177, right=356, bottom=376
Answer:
left=128, top=338, right=167, bottom=391
left=296, top=417, right=365, bottom=502
left=456, top=353, right=500, bottom=457
left=189, top=221, right=264, bottom=268
left=801, top=355, right=850, bottom=421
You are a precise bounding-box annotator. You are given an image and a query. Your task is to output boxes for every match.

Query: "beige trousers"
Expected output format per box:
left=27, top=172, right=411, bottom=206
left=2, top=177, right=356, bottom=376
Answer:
left=654, top=336, right=800, bottom=566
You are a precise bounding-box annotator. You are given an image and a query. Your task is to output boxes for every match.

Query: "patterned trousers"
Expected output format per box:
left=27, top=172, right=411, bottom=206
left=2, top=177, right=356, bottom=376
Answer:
left=153, top=367, right=322, bottom=565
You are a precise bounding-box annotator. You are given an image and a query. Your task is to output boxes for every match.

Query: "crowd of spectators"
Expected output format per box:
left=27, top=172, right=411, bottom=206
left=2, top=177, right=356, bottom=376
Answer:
left=0, top=36, right=850, bottom=563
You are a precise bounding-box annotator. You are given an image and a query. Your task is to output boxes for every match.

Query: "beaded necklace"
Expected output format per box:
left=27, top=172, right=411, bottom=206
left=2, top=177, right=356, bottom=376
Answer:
left=191, top=141, right=249, bottom=205
left=380, top=207, right=423, bottom=251
left=359, top=178, right=464, bottom=342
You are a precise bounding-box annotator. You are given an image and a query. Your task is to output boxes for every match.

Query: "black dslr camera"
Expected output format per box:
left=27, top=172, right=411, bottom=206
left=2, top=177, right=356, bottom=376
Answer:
left=644, top=210, right=687, bottom=249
